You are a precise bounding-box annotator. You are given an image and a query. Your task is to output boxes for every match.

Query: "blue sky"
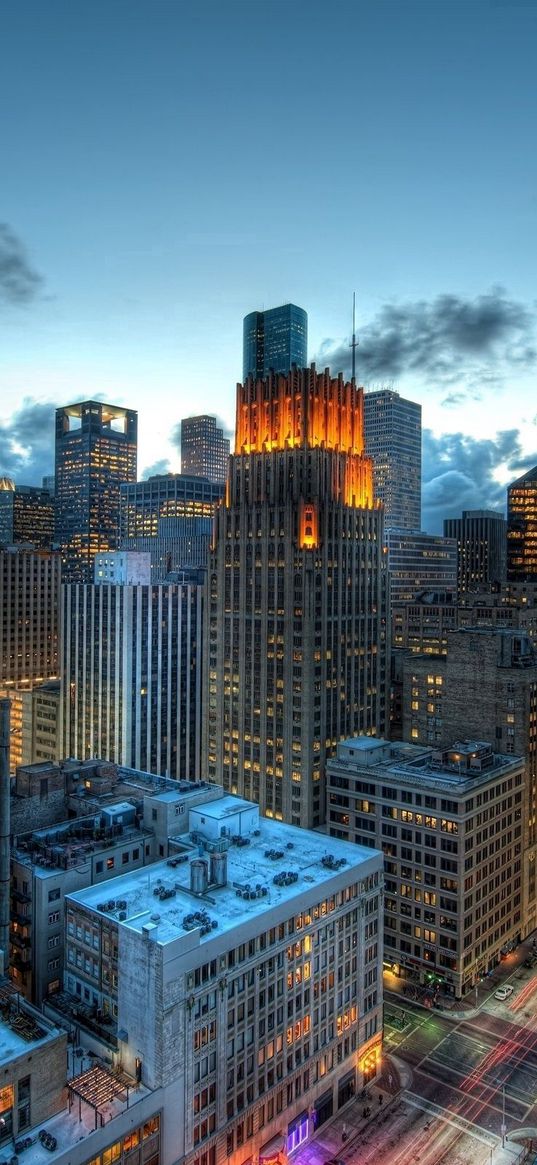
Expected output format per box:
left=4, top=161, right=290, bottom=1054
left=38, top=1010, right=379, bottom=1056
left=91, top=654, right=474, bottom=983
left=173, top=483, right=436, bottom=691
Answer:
left=1, top=0, right=536, bottom=529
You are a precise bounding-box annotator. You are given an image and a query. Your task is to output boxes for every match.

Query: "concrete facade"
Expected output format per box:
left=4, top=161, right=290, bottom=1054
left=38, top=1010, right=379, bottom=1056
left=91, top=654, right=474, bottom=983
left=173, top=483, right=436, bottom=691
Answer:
left=64, top=796, right=384, bottom=1165
left=401, top=627, right=537, bottom=935
left=326, top=737, right=525, bottom=997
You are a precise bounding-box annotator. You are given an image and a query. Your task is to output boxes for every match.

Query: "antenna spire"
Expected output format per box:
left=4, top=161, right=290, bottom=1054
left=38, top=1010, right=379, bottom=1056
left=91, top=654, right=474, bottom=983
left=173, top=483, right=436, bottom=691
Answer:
left=350, top=292, right=358, bottom=383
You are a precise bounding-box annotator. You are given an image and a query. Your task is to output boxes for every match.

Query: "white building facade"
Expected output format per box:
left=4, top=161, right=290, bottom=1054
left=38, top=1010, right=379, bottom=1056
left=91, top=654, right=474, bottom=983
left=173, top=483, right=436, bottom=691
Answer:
left=65, top=796, right=384, bottom=1165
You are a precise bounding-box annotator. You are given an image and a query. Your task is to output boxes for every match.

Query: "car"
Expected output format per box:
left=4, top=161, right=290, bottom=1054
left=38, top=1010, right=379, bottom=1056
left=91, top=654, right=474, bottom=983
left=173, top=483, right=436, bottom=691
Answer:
left=494, top=985, right=514, bottom=1001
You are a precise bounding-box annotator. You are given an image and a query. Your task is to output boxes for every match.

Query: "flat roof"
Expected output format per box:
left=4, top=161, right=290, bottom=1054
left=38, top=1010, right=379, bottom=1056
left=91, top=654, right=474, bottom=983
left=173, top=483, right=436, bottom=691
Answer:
left=67, top=816, right=382, bottom=946
left=0, top=1003, right=62, bottom=1065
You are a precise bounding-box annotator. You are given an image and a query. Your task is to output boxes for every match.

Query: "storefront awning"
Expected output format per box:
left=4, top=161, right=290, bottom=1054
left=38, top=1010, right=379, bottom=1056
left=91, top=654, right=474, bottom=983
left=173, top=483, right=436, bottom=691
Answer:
left=259, top=1132, right=286, bottom=1164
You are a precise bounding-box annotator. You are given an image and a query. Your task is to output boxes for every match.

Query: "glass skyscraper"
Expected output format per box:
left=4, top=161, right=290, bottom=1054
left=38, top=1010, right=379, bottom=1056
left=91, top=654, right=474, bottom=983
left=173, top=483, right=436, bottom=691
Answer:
left=507, top=465, right=537, bottom=581
left=243, top=303, right=307, bottom=381
left=55, top=401, right=137, bottom=582
left=0, top=482, right=54, bottom=549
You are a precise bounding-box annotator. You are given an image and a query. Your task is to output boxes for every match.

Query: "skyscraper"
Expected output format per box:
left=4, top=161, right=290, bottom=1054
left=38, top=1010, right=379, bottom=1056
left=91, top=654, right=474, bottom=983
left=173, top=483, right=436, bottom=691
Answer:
left=0, top=547, right=60, bottom=684
left=385, top=528, right=458, bottom=605
left=203, top=365, right=388, bottom=829
left=443, top=508, right=506, bottom=597
left=55, top=401, right=137, bottom=582
left=363, top=389, right=422, bottom=530
left=243, top=303, right=308, bottom=381
left=180, top=415, right=230, bottom=483
left=61, top=555, right=203, bottom=779
left=507, top=465, right=537, bottom=582
left=0, top=481, right=54, bottom=549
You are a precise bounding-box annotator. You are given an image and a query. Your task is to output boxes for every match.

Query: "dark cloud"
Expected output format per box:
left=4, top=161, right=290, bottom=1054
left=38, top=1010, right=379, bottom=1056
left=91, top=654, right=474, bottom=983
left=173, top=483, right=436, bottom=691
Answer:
left=0, top=224, right=43, bottom=305
left=422, top=427, right=537, bottom=532
left=0, top=399, right=55, bottom=484
left=0, top=393, right=110, bottom=485
left=141, top=459, right=171, bottom=479
left=316, top=289, right=535, bottom=388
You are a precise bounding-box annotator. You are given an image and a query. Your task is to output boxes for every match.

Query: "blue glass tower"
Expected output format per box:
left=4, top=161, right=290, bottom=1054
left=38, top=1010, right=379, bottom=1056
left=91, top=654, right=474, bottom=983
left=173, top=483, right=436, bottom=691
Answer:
left=243, top=303, right=307, bottom=380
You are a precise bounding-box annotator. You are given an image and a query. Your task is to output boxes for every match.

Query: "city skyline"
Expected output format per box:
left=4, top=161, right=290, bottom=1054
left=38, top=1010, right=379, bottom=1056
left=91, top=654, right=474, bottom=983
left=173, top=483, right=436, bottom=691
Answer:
left=0, top=0, right=536, bottom=531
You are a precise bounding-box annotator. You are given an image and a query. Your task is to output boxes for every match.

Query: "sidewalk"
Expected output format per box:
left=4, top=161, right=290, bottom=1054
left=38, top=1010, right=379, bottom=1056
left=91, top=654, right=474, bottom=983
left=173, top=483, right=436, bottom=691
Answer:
left=292, top=1058, right=402, bottom=1165
left=385, top=935, right=537, bottom=1022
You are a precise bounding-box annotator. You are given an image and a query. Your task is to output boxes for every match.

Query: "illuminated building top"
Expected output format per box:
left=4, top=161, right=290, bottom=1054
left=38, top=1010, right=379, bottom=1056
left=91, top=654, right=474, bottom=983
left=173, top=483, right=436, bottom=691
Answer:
left=234, top=365, right=374, bottom=509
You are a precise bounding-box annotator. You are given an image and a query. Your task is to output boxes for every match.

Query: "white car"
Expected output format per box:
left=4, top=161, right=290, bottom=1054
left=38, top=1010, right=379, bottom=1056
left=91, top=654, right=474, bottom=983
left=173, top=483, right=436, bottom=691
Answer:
left=494, top=985, right=514, bottom=1001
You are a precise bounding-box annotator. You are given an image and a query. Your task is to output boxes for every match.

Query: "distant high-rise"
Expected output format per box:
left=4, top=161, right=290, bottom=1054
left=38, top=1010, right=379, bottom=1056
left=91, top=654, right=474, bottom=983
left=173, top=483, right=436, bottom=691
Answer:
left=203, top=365, right=388, bottom=829
left=443, top=508, right=506, bottom=597
left=507, top=465, right=537, bottom=582
left=0, top=547, right=60, bottom=684
left=386, top=528, right=457, bottom=605
left=243, top=303, right=308, bottom=381
left=61, top=560, right=203, bottom=780
left=0, top=482, right=54, bottom=549
left=120, top=472, right=224, bottom=579
left=55, top=401, right=137, bottom=582
left=180, top=415, right=230, bottom=484
left=363, top=389, right=421, bottom=530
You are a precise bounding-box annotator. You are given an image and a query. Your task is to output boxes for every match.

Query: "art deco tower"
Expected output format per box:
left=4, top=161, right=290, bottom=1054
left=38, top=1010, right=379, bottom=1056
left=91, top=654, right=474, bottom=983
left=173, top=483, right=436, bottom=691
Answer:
left=203, top=365, right=389, bottom=829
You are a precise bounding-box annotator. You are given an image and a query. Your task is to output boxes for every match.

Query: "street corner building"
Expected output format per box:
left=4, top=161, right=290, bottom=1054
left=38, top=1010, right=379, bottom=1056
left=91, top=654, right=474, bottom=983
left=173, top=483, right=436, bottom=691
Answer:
left=59, top=798, right=384, bottom=1165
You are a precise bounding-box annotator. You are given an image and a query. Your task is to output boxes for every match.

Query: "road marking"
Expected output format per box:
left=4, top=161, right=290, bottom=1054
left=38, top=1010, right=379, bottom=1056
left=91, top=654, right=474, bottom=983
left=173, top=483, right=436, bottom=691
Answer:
left=404, top=1091, right=496, bottom=1146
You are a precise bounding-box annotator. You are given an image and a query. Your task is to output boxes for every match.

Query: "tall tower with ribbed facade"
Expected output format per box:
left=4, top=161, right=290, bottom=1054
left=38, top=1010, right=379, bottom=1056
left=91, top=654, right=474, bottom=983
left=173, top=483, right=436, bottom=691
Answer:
left=203, top=365, right=389, bottom=829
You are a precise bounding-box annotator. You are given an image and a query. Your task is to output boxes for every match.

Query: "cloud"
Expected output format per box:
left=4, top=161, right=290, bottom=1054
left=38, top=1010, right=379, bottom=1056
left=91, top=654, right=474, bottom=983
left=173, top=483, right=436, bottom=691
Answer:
left=0, top=398, right=56, bottom=483
left=0, top=223, right=43, bottom=305
left=422, top=427, right=537, bottom=532
left=0, top=393, right=110, bottom=485
left=141, top=459, right=171, bottom=479
left=316, top=289, right=535, bottom=388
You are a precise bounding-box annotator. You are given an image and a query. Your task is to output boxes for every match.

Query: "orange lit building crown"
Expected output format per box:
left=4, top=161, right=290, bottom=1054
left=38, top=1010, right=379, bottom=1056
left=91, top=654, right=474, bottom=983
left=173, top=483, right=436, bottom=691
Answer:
left=234, top=365, right=374, bottom=509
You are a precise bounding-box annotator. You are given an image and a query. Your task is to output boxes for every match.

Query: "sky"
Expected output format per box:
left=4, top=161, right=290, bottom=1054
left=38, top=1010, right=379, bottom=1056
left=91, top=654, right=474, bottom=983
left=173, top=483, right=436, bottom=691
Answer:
left=0, top=0, right=536, bottom=531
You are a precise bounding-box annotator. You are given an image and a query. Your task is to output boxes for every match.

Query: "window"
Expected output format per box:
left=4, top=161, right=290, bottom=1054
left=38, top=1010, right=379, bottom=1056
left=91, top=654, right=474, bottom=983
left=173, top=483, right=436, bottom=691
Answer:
left=48, top=888, right=61, bottom=903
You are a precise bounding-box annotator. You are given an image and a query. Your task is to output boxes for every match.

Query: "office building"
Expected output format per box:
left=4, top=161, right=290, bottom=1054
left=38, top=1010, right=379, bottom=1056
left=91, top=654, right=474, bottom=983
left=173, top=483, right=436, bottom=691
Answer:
left=507, top=465, right=537, bottom=582
left=10, top=803, right=155, bottom=1002
left=55, top=401, right=137, bottom=583
left=363, top=390, right=422, bottom=530
left=42, top=475, right=55, bottom=495
left=120, top=473, right=223, bottom=580
left=401, top=626, right=537, bottom=933
left=443, top=509, right=506, bottom=597
left=180, top=416, right=230, bottom=485
left=386, top=529, right=457, bottom=606
left=203, top=365, right=388, bottom=829
left=61, top=572, right=203, bottom=781
left=62, top=796, right=383, bottom=1161
left=243, top=303, right=308, bottom=381
left=0, top=547, right=60, bottom=685
left=0, top=481, right=55, bottom=550
left=326, top=737, right=525, bottom=998
left=392, top=586, right=536, bottom=655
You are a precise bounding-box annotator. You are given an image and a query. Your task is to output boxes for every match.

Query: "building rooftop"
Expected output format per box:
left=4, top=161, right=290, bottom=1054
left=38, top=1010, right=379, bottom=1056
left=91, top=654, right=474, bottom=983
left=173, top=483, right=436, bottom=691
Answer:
left=0, top=985, right=62, bottom=1065
left=13, top=808, right=153, bottom=877
left=67, top=807, right=381, bottom=947
left=332, top=738, right=523, bottom=794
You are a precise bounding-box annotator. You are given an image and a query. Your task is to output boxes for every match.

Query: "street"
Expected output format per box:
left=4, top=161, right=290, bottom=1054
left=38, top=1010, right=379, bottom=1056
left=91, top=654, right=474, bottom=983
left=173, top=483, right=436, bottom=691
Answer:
left=295, top=959, right=537, bottom=1165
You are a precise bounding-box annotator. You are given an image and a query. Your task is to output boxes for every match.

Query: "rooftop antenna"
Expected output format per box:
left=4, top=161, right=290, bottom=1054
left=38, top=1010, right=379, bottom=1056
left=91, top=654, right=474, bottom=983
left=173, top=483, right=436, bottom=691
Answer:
left=350, top=292, right=358, bottom=384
